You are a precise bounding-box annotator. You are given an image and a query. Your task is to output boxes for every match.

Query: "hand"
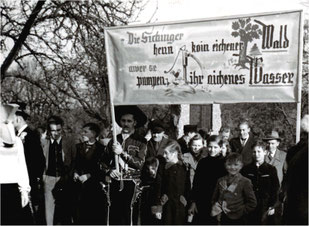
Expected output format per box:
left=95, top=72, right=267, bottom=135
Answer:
left=79, top=174, right=89, bottom=183
left=188, top=202, right=198, bottom=215
left=21, top=191, right=29, bottom=208
left=110, top=169, right=121, bottom=179
left=267, top=208, right=275, bottom=216
left=155, top=212, right=162, bottom=220
left=113, top=143, right=123, bottom=155
left=73, top=172, right=80, bottom=182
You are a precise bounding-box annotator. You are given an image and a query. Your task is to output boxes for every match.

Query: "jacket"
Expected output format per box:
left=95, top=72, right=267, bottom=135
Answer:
left=212, top=173, right=257, bottom=220
left=230, top=134, right=256, bottom=165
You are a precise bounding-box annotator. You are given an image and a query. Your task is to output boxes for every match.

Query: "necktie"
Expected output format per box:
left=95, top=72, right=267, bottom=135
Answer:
left=241, top=138, right=246, bottom=146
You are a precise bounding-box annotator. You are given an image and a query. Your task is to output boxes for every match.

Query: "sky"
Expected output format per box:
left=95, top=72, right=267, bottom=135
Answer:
left=136, top=0, right=308, bottom=24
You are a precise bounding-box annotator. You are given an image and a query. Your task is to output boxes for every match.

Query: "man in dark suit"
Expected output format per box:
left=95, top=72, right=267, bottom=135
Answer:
left=230, top=120, right=256, bottom=166
left=41, top=116, right=76, bottom=225
left=13, top=103, right=46, bottom=224
left=146, top=119, right=171, bottom=161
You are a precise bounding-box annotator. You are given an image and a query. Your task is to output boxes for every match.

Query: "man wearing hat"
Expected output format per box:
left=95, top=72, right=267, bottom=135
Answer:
left=177, top=124, right=198, bottom=154
left=263, top=130, right=287, bottom=225
left=146, top=119, right=171, bottom=161
left=263, top=130, right=287, bottom=185
left=13, top=102, right=46, bottom=224
left=102, top=105, right=147, bottom=225
left=0, top=103, right=30, bottom=224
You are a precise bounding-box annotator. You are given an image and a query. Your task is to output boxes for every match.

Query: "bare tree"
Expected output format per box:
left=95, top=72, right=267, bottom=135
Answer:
left=1, top=0, right=144, bottom=125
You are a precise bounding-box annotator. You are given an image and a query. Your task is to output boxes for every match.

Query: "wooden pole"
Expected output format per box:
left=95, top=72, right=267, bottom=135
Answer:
left=110, top=102, right=119, bottom=173
left=296, top=10, right=303, bottom=143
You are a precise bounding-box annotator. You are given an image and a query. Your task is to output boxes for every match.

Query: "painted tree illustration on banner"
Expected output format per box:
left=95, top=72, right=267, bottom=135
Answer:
left=231, top=18, right=263, bottom=69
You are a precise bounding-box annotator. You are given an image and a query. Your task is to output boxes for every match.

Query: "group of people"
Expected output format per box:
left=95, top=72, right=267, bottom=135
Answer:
left=0, top=103, right=308, bottom=225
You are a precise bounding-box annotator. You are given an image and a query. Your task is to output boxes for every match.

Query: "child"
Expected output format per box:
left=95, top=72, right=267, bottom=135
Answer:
left=241, top=141, right=280, bottom=224
left=188, top=135, right=227, bottom=224
left=211, top=153, right=257, bottom=225
left=152, top=140, right=191, bottom=225
left=183, top=134, right=207, bottom=188
left=220, top=140, right=231, bottom=157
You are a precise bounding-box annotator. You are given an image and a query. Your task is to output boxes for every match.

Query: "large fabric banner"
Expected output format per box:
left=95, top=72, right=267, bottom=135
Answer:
left=105, top=10, right=302, bottom=105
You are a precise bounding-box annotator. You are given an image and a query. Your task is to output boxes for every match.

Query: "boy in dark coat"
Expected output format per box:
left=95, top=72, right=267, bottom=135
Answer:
left=242, top=141, right=280, bottom=224
left=188, top=135, right=226, bottom=224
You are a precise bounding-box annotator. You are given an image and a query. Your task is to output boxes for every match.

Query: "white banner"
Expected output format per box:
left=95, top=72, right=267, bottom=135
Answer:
left=105, top=10, right=302, bottom=105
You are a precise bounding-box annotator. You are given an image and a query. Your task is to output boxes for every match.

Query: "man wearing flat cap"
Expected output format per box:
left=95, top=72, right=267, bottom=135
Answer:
left=102, top=105, right=147, bottom=225
left=146, top=119, right=171, bottom=161
left=13, top=102, right=46, bottom=224
left=177, top=124, right=197, bottom=154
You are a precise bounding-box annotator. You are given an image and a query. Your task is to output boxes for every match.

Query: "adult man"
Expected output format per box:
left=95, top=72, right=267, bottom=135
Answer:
left=41, top=116, right=76, bottom=225
left=219, top=127, right=231, bottom=142
left=283, top=114, right=308, bottom=225
left=263, top=130, right=287, bottom=185
left=73, top=123, right=106, bottom=224
left=13, top=103, right=46, bottom=224
left=230, top=120, right=256, bottom=166
left=0, top=103, right=30, bottom=225
left=102, top=105, right=147, bottom=225
left=177, top=124, right=197, bottom=154
left=146, top=119, right=170, bottom=161
left=262, top=130, right=287, bottom=224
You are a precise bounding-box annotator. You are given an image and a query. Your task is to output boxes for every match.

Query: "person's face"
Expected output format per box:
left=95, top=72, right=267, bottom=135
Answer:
left=221, top=132, right=230, bottom=141
left=191, top=139, right=203, bottom=155
left=267, top=139, right=279, bottom=152
left=221, top=144, right=227, bottom=157
left=239, top=124, right=250, bottom=139
left=163, top=149, right=177, bottom=163
left=152, top=131, right=165, bottom=142
left=49, top=124, right=62, bottom=140
left=225, top=160, right=243, bottom=176
left=187, top=131, right=196, bottom=139
left=208, top=141, right=221, bottom=157
left=81, top=127, right=96, bottom=143
left=120, top=114, right=136, bottom=134
left=253, top=146, right=266, bottom=164
left=147, top=165, right=157, bottom=178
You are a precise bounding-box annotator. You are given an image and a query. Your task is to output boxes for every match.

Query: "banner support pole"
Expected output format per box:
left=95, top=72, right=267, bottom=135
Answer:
left=110, top=102, right=119, bottom=173
left=296, top=10, right=303, bottom=143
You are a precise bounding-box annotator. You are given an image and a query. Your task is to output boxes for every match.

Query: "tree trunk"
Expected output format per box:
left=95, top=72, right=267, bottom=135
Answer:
left=1, top=0, right=45, bottom=81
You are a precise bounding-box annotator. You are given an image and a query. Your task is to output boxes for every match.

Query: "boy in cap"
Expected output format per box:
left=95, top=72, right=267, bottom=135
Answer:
left=177, top=124, right=198, bottom=154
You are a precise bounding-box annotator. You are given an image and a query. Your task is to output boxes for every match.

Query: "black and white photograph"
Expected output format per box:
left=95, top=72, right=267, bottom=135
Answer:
left=1, top=0, right=308, bottom=225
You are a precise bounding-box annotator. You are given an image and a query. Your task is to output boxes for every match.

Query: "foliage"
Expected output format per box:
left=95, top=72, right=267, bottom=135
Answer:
left=1, top=0, right=144, bottom=128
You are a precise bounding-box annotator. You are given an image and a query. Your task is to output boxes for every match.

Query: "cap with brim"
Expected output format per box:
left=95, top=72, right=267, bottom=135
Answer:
left=149, top=119, right=166, bottom=133
left=115, top=105, right=147, bottom=128
left=262, top=130, right=282, bottom=141
left=11, top=101, right=30, bottom=119
left=184, top=125, right=197, bottom=134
